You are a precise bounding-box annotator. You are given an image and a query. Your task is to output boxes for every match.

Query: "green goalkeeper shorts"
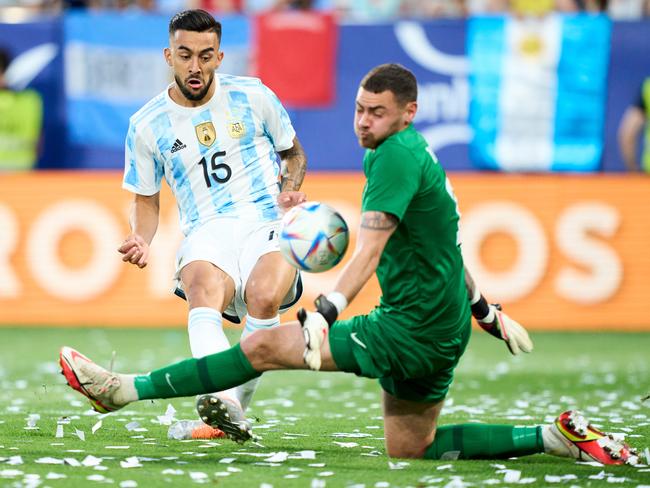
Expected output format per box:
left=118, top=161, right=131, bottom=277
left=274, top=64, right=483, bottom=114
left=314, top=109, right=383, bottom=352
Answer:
left=328, top=311, right=471, bottom=403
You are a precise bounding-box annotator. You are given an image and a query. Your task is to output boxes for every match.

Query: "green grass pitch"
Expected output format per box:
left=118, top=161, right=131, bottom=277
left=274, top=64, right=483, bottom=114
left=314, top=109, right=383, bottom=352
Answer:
left=0, top=327, right=648, bottom=487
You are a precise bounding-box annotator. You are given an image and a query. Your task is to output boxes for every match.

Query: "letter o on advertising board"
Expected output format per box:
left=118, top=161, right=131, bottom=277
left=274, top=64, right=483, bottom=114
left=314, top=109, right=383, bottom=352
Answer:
left=26, top=200, right=122, bottom=301
left=461, top=202, right=548, bottom=302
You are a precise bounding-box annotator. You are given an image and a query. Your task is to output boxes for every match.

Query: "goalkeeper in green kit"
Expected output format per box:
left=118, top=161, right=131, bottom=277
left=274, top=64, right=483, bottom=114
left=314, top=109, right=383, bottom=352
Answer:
left=60, top=64, right=637, bottom=465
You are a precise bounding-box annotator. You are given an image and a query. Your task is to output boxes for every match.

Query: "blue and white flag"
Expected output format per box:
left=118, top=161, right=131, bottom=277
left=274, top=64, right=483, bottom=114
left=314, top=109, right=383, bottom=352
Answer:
left=467, top=14, right=611, bottom=172
left=64, top=12, right=251, bottom=150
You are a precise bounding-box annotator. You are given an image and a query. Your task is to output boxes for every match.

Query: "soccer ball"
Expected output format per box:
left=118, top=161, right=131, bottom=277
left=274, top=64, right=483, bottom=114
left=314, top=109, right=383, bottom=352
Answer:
left=279, top=201, right=349, bottom=273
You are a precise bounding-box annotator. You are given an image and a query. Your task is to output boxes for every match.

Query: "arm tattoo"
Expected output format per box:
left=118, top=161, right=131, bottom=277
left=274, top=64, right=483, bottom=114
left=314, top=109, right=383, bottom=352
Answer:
left=279, top=138, right=307, bottom=191
left=360, top=211, right=399, bottom=230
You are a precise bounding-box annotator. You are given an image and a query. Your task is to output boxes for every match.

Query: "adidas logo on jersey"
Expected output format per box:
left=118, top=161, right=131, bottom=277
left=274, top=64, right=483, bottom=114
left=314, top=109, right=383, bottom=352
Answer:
left=170, top=139, right=187, bottom=153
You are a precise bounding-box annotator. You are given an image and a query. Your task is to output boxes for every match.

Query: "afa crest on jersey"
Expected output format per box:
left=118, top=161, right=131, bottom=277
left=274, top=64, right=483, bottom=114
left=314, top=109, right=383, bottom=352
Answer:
left=228, top=120, right=246, bottom=139
left=195, top=122, right=216, bottom=147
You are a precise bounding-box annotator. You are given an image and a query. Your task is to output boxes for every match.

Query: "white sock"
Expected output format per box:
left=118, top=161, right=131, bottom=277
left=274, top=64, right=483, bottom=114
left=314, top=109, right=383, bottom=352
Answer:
left=187, top=307, right=238, bottom=400
left=236, top=314, right=280, bottom=411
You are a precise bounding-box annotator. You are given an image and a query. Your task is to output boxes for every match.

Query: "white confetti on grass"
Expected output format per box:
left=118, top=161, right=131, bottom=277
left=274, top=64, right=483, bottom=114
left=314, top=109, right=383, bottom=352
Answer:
left=120, top=481, right=137, bottom=488
left=35, top=457, right=64, bottom=464
left=64, top=458, right=81, bottom=467
left=92, top=420, right=102, bottom=434
left=120, top=456, right=142, bottom=468
left=55, top=424, right=64, bottom=438
left=81, top=455, right=103, bottom=467
left=0, top=469, right=23, bottom=477
left=74, top=429, right=85, bottom=441
left=46, top=472, right=67, bottom=479
left=388, top=461, right=409, bottom=470
left=7, top=456, right=22, bottom=465
left=189, top=471, right=208, bottom=481
left=331, top=432, right=372, bottom=438
left=219, top=458, right=236, bottom=464
left=161, top=469, right=184, bottom=475
left=25, top=413, right=40, bottom=430
left=333, top=442, right=358, bottom=448
left=503, top=470, right=521, bottom=483
left=105, top=446, right=130, bottom=449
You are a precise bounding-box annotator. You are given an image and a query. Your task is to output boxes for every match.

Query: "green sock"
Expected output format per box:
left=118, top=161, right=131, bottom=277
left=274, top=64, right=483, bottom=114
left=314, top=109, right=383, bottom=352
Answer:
left=133, top=344, right=261, bottom=400
left=424, top=424, right=544, bottom=460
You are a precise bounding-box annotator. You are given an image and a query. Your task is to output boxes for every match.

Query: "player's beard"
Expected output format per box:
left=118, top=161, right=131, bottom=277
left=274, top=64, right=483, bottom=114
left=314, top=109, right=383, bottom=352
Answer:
left=356, top=118, right=404, bottom=149
left=175, top=72, right=214, bottom=102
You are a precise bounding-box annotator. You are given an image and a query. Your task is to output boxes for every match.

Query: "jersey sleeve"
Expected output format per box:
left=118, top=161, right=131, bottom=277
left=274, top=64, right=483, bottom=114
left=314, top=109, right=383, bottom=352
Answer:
left=362, top=144, right=421, bottom=221
left=122, top=120, right=162, bottom=196
left=260, top=83, right=296, bottom=152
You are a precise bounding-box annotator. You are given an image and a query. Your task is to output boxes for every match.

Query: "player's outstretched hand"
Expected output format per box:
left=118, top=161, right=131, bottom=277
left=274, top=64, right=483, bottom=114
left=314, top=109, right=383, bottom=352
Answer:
left=278, top=191, right=307, bottom=211
left=297, top=308, right=328, bottom=371
left=118, top=234, right=150, bottom=269
left=477, top=305, right=533, bottom=355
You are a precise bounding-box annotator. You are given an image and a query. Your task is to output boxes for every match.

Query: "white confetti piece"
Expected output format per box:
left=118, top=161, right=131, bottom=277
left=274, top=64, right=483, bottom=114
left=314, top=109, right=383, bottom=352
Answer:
left=264, top=451, right=289, bottom=463
left=35, top=457, right=64, bottom=464
left=92, top=420, right=102, bottom=434
left=81, top=455, right=103, bottom=467
left=333, top=442, right=358, bottom=448
left=606, top=477, right=628, bottom=483
left=55, top=425, right=64, bottom=438
left=227, top=467, right=242, bottom=473
left=219, top=458, right=236, bottom=464
left=308, top=463, right=326, bottom=467
left=120, top=481, right=137, bottom=487
left=388, top=461, right=409, bottom=470
left=0, top=469, right=23, bottom=477
left=213, top=472, right=231, bottom=477
left=545, top=475, right=563, bottom=483
left=292, top=451, right=316, bottom=460
left=25, top=414, right=40, bottom=430
left=64, top=458, right=81, bottom=467
left=318, top=471, right=335, bottom=477
left=120, top=456, right=142, bottom=468
left=161, top=469, right=184, bottom=475
left=331, top=432, right=372, bottom=438
left=105, top=446, right=130, bottom=449
left=437, top=464, right=453, bottom=470
left=577, top=460, right=604, bottom=467
left=125, top=421, right=140, bottom=432
left=311, top=479, right=327, bottom=488
left=46, top=472, right=67, bottom=480
left=189, top=471, right=208, bottom=480
left=285, top=474, right=300, bottom=479
left=74, top=429, right=85, bottom=441
left=503, top=470, right=521, bottom=483
left=7, top=456, right=23, bottom=465
left=87, top=474, right=106, bottom=481
left=518, top=478, right=537, bottom=484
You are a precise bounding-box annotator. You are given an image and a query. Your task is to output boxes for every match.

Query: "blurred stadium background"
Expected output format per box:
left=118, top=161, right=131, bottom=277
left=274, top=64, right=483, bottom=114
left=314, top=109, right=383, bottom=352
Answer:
left=1, top=2, right=649, bottom=331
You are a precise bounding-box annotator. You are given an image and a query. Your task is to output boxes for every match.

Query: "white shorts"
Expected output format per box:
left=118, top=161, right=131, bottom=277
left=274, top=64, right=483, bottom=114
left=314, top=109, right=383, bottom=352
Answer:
left=173, top=217, right=302, bottom=323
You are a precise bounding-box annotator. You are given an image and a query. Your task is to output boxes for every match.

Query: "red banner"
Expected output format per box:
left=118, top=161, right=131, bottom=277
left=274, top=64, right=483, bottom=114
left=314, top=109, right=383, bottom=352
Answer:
left=254, top=12, right=336, bottom=108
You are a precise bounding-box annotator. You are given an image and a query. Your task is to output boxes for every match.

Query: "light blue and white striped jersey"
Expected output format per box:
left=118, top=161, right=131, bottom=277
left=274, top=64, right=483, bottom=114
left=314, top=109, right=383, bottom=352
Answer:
left=123, top=74, right=296, bottom=236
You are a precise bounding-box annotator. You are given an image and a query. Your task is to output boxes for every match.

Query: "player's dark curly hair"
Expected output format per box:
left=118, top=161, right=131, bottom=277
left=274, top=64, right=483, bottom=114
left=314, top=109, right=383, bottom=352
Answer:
left=360, top=63, right=417, bottom=106
left=169, top=9, right=221, bottom=42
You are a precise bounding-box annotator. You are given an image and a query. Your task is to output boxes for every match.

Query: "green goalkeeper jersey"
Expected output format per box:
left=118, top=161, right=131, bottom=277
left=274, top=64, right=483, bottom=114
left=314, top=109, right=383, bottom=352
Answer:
left=361, top=124, right=470, bottom=336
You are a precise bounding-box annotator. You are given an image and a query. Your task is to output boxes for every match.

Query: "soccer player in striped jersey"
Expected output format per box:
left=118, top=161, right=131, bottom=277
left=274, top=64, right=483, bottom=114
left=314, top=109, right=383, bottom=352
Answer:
left=117, top=9, right=307, bottom=442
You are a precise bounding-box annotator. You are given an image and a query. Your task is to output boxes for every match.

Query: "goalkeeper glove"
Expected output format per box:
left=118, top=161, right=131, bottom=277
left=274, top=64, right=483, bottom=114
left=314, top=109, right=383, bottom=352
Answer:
left=297, top=293, right=347, bottom=370
left=474, top=301, right=533, bottom=355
